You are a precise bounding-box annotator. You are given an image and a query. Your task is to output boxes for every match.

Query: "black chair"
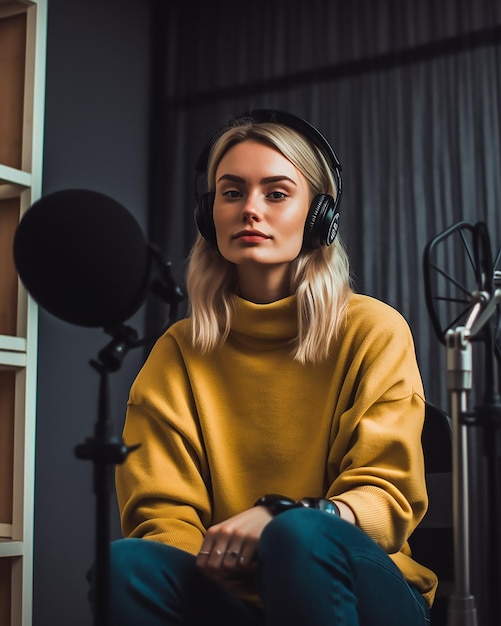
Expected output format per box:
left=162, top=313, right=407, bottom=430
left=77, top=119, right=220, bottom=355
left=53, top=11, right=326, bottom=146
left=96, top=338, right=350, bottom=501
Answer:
left=409, top=402, right=453, bottom=625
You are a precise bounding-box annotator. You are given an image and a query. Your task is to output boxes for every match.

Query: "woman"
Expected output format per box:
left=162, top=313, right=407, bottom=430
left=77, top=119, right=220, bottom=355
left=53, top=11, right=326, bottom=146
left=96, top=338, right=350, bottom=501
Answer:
left=109, top=110, right=437, bottom=625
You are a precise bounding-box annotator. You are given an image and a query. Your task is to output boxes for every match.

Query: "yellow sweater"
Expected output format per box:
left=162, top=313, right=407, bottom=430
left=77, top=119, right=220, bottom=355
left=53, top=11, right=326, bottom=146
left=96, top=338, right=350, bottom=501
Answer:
left=116, top=293, right=438, bottom=607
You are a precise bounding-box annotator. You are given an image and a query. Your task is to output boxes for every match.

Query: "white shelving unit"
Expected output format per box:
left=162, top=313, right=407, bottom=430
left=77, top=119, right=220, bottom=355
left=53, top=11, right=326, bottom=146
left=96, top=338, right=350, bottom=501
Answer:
left=0, top=1, right=46, bottom=624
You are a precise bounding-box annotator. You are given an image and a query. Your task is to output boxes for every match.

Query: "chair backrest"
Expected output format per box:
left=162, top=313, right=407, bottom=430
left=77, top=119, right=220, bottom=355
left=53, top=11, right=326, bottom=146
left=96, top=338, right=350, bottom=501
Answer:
left=409, top=402, right=453, bottom=625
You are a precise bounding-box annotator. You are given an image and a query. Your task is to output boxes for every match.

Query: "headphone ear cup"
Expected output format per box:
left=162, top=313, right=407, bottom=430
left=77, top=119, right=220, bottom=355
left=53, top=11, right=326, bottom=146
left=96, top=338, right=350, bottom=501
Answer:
left=195, top=192, right=217, bottom=244
left=303, top=194, right=340, bottom=249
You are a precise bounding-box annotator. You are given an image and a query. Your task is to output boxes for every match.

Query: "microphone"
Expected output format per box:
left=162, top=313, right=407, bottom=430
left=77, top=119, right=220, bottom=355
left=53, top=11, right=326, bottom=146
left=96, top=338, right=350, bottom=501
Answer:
left=13, top=189, right=153, bottom=329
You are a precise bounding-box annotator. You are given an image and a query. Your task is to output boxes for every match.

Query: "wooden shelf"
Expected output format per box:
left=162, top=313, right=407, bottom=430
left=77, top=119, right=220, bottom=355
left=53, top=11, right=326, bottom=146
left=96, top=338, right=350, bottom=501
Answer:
left=0, top=540, right=23, bottom=557
left=0, top=165, right=32, bottom=188
left=0, top=336, right=27, bottom=352
left=0, top=371, right=15, bottom=533
left=0, top=1, right=46, bottom=624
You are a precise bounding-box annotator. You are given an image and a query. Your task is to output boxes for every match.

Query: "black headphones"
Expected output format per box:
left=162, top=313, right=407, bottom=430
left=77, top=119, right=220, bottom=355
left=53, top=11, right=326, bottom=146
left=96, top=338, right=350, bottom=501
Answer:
left=194, top=109, right=342, bottom=249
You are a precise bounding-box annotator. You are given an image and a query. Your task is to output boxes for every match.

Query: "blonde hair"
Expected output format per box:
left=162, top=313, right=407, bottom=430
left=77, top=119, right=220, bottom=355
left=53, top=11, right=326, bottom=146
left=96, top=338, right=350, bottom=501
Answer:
left=187, top=119, right=352, bottom=363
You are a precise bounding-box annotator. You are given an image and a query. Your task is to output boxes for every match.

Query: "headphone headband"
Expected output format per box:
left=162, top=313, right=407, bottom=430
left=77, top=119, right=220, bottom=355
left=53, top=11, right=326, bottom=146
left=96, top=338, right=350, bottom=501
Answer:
left=195, top=108, right=342, bottom=178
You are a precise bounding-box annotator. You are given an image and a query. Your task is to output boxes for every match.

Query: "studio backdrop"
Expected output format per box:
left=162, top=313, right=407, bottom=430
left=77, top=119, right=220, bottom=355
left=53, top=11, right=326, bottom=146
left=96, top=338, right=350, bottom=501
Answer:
left=147, top=0, right=501, bottom=411
left=142, top=1, right=501, bottom=622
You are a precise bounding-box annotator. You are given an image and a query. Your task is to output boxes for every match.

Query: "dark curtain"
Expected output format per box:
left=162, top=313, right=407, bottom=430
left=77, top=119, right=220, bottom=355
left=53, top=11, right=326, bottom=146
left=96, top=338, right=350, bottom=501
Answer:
left=147, top=1, right=501, bottom=622
left=149, top=0, right=501, bottom=412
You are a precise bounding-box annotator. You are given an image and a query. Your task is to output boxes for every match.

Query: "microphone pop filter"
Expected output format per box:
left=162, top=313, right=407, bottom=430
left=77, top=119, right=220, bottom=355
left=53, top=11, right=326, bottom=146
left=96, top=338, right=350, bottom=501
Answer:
left=13, top=189, right=151, bottom=328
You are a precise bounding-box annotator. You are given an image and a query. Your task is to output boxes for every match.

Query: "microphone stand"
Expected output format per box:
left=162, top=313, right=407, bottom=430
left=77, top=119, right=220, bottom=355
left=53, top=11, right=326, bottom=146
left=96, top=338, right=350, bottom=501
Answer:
left=74, top=326, right=140, bottom=626
left=74, top=257, right=184, bottom=626
left=445, top=285, right=501, bottom=626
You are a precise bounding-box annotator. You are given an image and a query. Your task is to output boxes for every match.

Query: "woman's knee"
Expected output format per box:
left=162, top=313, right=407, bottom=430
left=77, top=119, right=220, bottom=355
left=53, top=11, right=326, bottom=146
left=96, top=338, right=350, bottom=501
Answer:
left=109, top=538, right=153, bottom=582
left=258, top=507, right=380, bottom=578
left=104, top=539, right=186, bottom=626
left=260, top=508, right=350, bottom=557
left=109, top=537, right=193, bottom=586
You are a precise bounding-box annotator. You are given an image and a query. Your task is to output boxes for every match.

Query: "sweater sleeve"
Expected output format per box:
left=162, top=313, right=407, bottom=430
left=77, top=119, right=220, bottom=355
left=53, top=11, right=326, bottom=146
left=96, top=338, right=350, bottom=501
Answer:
left=115, top=328, right=211, bottom=555
left=327, top=300, right=427, bottom=554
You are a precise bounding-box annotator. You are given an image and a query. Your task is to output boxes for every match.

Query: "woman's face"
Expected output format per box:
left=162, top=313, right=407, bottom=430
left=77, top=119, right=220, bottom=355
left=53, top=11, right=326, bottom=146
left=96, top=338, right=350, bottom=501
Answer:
left=212, top=140, right=311, bottom=268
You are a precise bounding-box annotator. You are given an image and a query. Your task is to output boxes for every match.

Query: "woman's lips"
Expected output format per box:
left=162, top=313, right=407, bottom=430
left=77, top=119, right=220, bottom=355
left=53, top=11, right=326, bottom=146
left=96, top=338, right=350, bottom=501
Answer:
left=233, top=230, right=270, bottom=241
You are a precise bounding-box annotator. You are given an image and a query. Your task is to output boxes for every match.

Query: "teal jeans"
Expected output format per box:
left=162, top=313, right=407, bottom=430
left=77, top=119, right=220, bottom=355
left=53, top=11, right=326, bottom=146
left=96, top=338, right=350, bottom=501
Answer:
left=102, top=509, right=430, bottom=625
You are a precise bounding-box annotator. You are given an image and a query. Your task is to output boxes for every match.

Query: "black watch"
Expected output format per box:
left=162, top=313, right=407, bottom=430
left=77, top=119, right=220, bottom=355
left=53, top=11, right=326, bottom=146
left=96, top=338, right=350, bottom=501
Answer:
left=298, top=497, right=340, bottom=516
left=253, top=494, right=300, bottom=516
left=253, top=494, right=341, bottom=517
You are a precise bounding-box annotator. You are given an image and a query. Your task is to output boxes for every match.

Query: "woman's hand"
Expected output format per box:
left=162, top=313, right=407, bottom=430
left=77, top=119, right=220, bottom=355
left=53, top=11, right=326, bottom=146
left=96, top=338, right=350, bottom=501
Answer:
left=196, top=505, right=273, bottom=584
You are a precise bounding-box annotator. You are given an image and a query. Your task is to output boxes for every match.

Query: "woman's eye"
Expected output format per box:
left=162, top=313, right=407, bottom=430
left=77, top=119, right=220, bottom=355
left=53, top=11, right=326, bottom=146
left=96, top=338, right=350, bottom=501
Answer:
left=268, top=191, right=287, bottom=199
left=222, top=189, right=241, bottom=199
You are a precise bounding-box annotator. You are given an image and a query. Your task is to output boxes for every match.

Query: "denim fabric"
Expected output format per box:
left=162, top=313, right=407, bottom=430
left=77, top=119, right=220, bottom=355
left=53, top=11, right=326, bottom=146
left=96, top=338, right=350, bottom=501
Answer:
left=100, top=509, right=430, bottom=625
left=257, top=508, right=430, bottom=626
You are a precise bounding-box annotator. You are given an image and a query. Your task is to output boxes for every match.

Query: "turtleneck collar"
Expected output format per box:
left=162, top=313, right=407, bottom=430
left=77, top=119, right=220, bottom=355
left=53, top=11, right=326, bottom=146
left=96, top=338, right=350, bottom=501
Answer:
left=230, top=294, right=298, bottom=342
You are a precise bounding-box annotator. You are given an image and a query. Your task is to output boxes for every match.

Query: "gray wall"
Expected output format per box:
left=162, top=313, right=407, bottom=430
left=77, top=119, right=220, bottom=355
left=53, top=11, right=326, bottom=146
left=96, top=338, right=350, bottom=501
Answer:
left=34, top=1, right=151, bottom=624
